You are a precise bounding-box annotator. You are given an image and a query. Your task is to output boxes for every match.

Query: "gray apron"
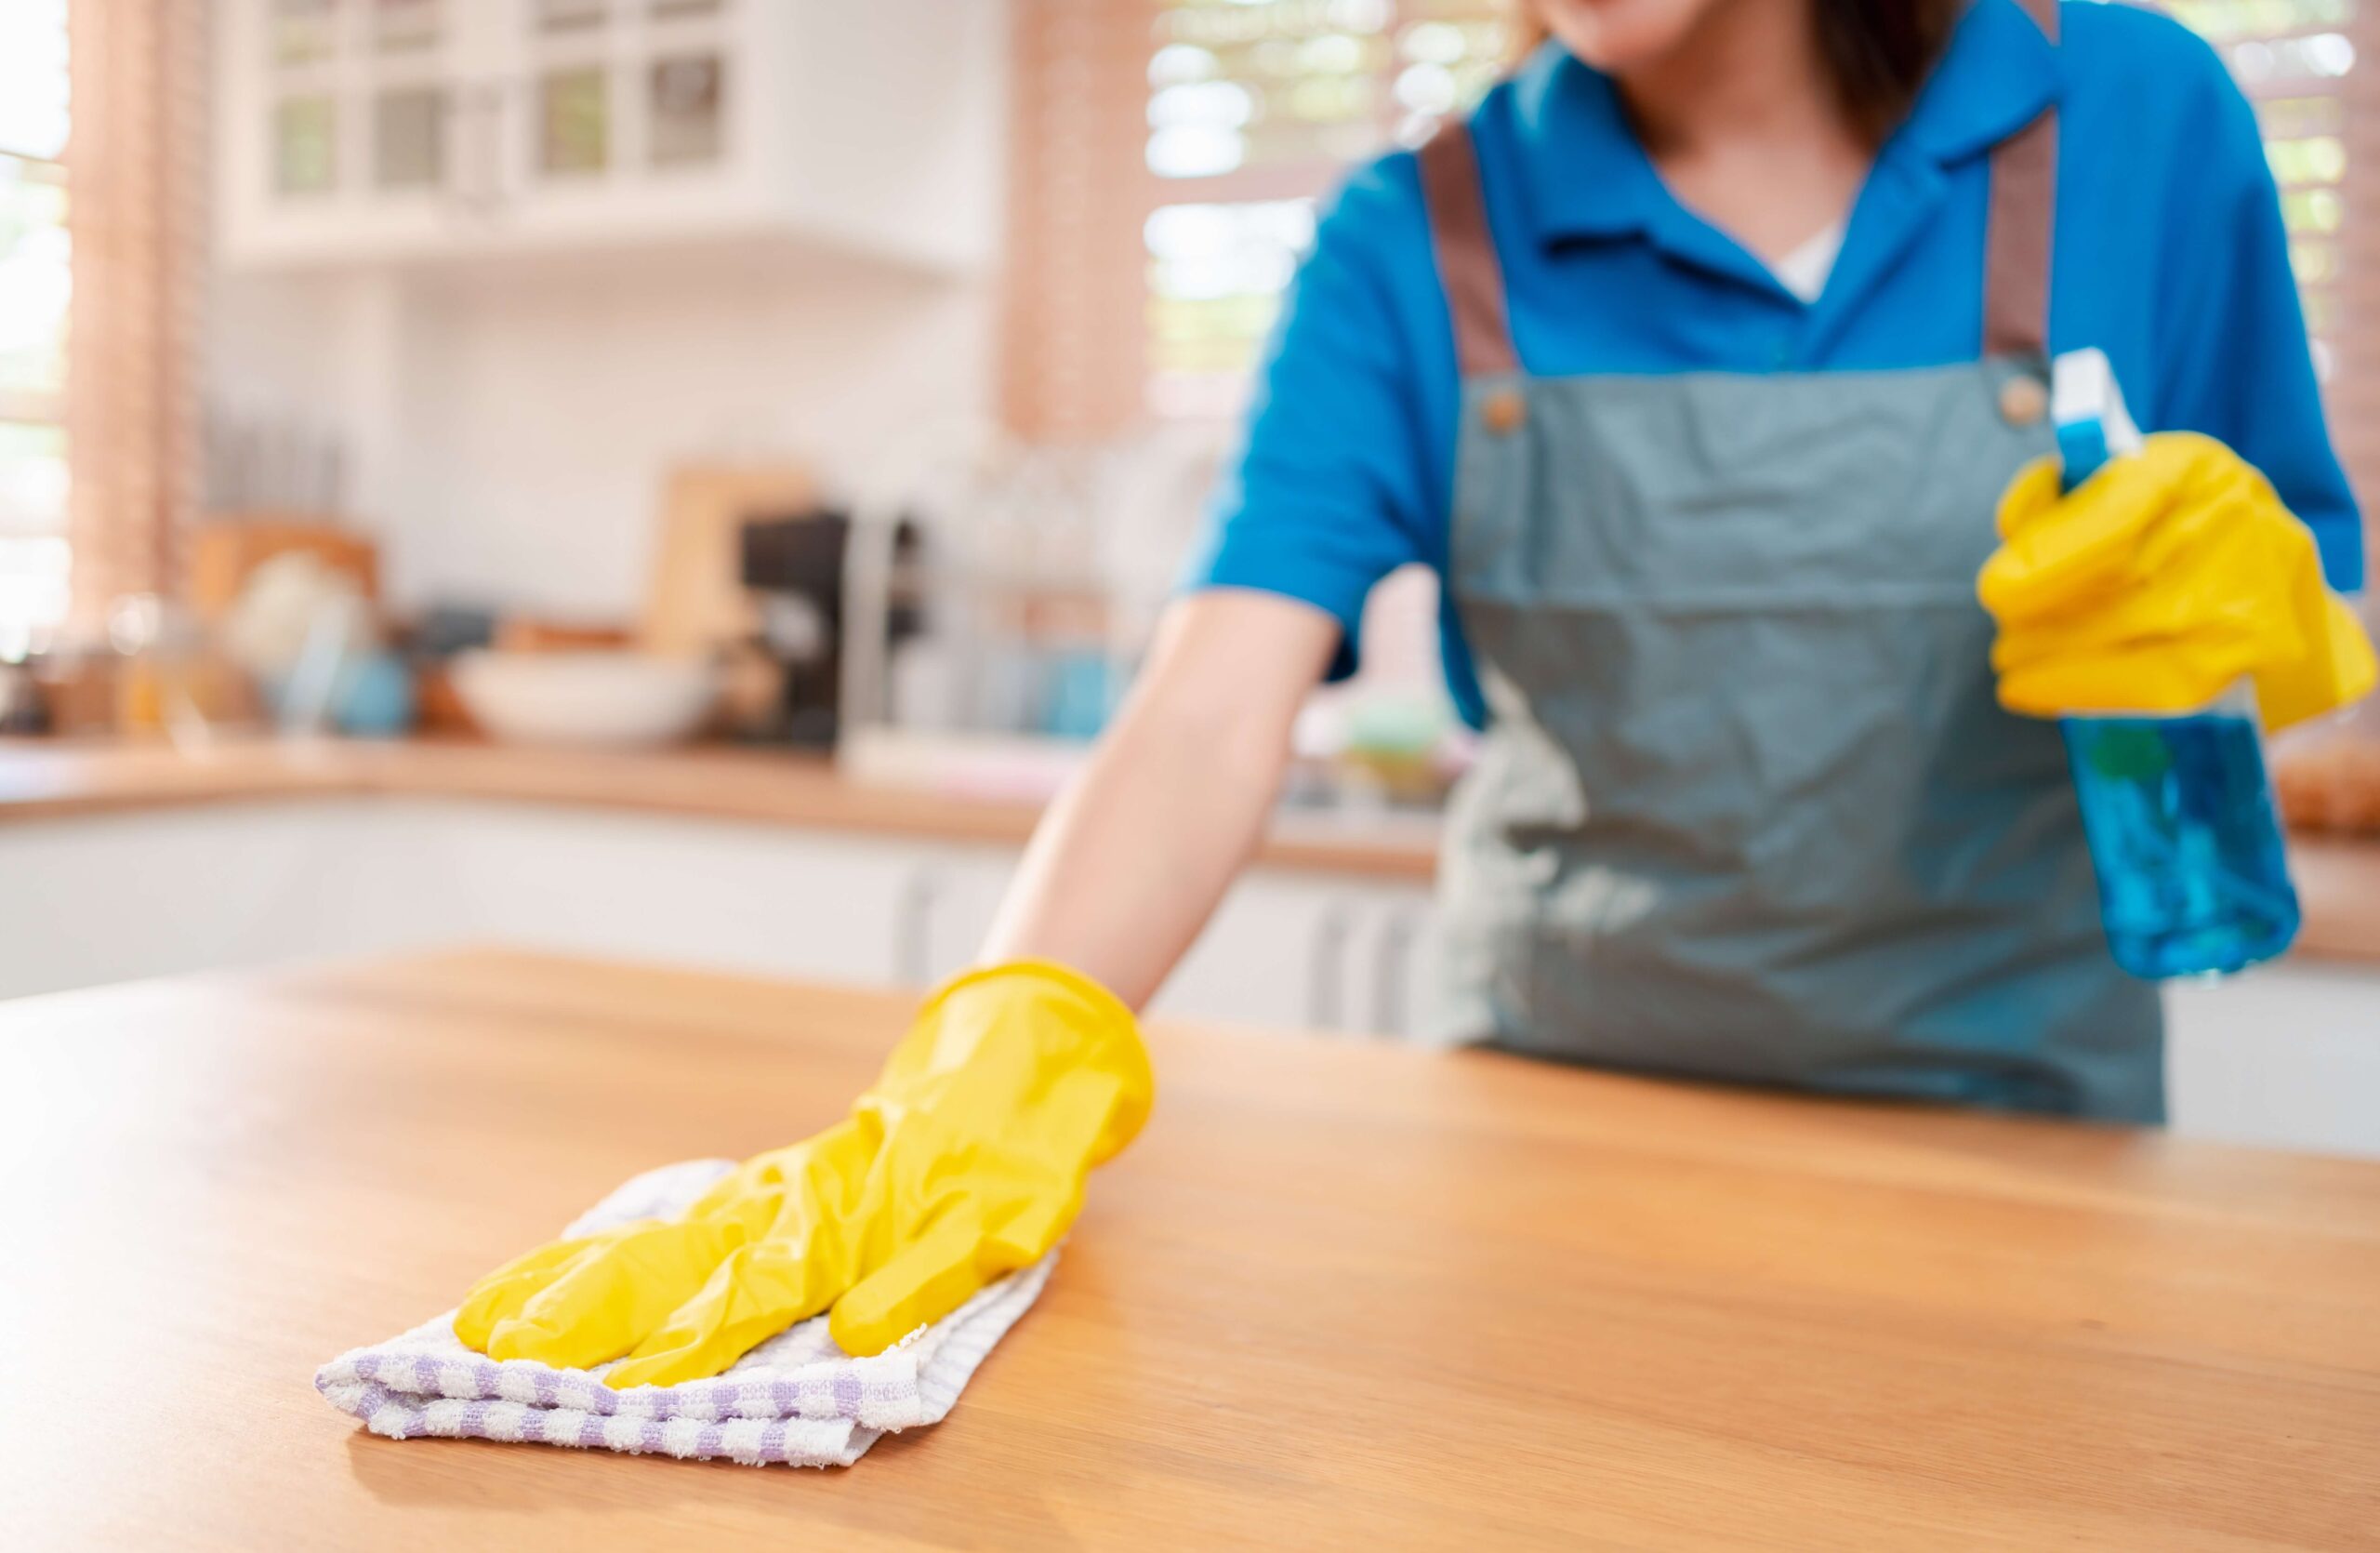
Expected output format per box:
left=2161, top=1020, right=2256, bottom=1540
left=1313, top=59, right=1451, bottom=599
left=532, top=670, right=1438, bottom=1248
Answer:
left=1420, top=3, right=2165, bottom=1122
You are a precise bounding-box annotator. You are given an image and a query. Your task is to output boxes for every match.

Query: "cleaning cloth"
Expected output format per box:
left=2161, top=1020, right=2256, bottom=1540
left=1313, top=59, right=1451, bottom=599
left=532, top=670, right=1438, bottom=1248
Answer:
left=315, top=1159, right=1053, bottom=1467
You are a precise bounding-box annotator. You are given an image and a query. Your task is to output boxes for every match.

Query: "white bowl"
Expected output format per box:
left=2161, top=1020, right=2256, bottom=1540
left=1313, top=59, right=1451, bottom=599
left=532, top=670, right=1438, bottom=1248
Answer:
left=452, top=650, right=721, bottom=749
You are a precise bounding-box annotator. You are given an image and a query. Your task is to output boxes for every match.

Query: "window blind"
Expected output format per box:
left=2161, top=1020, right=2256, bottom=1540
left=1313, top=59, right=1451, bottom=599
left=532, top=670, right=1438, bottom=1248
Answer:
left=1002, top=0, right=1513, bottom=441
left=1001, top=0, right=1163, bottom=444
left=1142, top=0, right=1512, bottom=418
left=1008, top=0, right=2380, bottom=554
left=63, top=0, right=209, bottom=629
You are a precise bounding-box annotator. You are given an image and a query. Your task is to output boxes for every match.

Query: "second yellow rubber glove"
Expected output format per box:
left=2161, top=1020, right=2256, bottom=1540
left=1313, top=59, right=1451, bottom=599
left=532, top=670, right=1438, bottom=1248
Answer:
left=1980, top=431, right=2374, bottom=732
left=453, top=961, right=1152, bottom=1387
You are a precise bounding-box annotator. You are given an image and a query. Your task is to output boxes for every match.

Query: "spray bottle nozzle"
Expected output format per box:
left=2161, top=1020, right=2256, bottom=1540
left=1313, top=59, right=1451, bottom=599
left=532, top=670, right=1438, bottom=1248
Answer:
left=2051, top=347, right=2144, bottom=493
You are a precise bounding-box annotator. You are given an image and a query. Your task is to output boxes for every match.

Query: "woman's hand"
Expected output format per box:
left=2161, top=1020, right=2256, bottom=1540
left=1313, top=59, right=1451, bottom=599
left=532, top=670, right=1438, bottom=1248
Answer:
left=1980, top=431, right=2375, bottom=731
left=453, top=962, right=1153, bottom=1387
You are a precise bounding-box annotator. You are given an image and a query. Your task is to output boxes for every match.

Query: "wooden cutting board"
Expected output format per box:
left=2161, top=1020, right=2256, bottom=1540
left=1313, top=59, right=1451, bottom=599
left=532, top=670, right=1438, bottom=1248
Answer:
left=641, top=464, right=816, bottom=656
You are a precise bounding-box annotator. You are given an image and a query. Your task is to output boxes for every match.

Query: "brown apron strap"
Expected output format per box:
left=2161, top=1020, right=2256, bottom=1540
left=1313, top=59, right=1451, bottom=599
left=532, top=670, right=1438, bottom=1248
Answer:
left=1984, top=0, right=2060, bottom=356
left=1419, top=123, right=1521, bottom=378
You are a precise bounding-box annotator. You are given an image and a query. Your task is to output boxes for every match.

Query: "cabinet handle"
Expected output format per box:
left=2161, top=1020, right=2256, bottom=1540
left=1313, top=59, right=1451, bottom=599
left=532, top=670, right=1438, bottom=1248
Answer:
left=1306, top=899, right=1355, bottom=1032
left=1369, top=902, right=1424, bottom=1041
left=893, top=865, right=947, bottom=989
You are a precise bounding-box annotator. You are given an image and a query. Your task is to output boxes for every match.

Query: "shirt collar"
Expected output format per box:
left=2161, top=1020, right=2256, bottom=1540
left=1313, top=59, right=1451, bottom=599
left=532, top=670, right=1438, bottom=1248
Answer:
left=1507, top=0, right=2059, bottom=250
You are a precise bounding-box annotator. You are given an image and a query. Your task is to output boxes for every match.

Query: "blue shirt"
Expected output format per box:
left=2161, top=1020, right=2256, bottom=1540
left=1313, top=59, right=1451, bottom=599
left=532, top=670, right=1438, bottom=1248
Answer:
left=1187, top=0, right=2362, bottom=725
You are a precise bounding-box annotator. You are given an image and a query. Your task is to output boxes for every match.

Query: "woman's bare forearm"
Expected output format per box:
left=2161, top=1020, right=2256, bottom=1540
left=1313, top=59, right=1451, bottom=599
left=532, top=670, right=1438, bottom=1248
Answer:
left=977, top=590, right=1340, bottom=1008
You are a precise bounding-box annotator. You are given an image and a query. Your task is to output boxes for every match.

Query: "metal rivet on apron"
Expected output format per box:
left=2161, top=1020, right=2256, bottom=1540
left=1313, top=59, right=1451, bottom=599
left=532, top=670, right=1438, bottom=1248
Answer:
left=1482, top=389, right=1527, bottom=436
left=1998, top=375, right=2049, bottom=428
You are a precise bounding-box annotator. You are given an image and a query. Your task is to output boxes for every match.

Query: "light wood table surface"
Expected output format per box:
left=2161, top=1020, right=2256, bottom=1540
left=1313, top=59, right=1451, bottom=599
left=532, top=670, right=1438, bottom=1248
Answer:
left=4, top=949, right=2375, bottom=1550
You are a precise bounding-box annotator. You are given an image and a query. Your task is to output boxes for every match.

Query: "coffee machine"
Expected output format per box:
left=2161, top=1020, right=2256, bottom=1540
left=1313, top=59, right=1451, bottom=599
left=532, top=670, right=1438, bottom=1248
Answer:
left=736, top=507, right=923, bottom=747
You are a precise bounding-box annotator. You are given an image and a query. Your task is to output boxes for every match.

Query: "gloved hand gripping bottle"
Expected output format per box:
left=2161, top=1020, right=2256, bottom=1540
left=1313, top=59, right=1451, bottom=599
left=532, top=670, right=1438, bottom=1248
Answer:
left=2048, top=350, right=2300, bottom=980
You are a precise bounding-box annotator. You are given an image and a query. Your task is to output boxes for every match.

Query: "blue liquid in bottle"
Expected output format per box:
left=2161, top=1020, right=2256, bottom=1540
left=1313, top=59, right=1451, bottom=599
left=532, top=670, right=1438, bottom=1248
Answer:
left=2044, top=349, right=2301, bottom=981
left=2062, top=687, right=2300, bottom=981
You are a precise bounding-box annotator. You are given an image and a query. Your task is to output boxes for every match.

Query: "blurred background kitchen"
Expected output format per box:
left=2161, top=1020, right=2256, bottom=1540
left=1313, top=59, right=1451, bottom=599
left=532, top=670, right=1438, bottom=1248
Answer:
left=0, top=0, right=2374, bottom=1151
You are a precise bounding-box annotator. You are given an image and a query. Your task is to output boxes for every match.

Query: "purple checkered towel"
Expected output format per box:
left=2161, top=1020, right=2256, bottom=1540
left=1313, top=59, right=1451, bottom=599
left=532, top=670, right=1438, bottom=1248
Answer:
left=314, top=1159, right=1054, bottom=1467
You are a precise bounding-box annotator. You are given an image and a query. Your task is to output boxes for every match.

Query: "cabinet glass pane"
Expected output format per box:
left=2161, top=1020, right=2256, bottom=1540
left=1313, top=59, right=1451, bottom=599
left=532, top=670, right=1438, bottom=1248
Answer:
left=538, top=69, right=609, bottom=175
left=537, top=0, right=608, bottom=33
left=374, top=87, right=444, bottom=189
left=272, top=0, right=339, bottom=67
left=649, top=54, right=724, bottom=166
left=373, top=0, right=440, bottom=53
left=273, top=97, right=338, bottom=194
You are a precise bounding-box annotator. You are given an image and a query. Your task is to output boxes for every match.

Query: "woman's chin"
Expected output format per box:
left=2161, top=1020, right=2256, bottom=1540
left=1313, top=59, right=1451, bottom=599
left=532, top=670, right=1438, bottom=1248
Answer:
left=1538, top=0, right=1719, bottom=72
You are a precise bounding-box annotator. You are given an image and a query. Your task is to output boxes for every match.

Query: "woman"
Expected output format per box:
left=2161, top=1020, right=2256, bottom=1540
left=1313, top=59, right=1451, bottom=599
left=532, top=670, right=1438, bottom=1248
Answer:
left=456, top=0, right=2370, bottom=1387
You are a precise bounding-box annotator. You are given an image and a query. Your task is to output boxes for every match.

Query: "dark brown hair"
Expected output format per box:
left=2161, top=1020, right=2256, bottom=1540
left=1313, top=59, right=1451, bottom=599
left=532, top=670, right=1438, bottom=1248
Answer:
left=1511, top=0, right=1965, bottom=142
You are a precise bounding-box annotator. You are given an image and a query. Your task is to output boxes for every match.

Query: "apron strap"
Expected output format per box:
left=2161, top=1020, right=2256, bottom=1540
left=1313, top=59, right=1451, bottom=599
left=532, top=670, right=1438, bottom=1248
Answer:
left=1983, top=0, right=2060, bottom=356
left=1418, top=122, right=1521, bottom=378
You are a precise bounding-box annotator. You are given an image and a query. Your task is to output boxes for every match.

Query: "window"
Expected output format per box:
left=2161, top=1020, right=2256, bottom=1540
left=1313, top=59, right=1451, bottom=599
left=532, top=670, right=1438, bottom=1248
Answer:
left=2163, top=2, right=2354, bottom=363
left=0, top=0, right=72, bottom=640
left=1002, top=0, right=1511, bottom=442
left=1012, top=3, right=2380, bottom=524
left=2156, top=0, right=2378, bottom=539
left=1143, top=1, right=1511, bottom=417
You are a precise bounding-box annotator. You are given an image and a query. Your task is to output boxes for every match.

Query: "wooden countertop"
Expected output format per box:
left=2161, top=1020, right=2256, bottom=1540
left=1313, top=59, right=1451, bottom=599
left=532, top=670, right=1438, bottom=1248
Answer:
left=4, top=950, right=2373, bottom=1550
left=12, top=736, right=2380, bottom=964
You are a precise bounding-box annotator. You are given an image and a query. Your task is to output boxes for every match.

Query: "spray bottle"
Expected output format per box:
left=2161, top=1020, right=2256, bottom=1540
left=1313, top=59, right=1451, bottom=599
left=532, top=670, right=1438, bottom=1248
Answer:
left=2049, top=349, right=2301, bottom=979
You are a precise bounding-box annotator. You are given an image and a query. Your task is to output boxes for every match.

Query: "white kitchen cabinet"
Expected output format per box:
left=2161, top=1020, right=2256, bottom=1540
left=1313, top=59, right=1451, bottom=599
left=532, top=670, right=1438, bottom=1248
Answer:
left=215, top=0, right=1002, bottom=273
left=2165, top=969, right=2380, bottom=1159
left=0, top=799, right=932, bottom=997
left=364, top=799, right=984, bottom=986
left=4, top=799, right=2373, bottom=1157
left=0, top=799, right=1412, bottom=1033
left=0, top=802, right=381, bottom=992
left=1163, top=871, right=1443, bottom=1038
left=825, top=843, right=1445, bottom=1038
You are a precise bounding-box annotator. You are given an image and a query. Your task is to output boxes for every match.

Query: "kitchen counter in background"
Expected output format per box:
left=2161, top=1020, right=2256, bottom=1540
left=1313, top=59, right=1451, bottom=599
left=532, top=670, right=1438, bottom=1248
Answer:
left=1, top=734, right=2373, bottom=960
left=4, top=736, right=2375, bottom=1160
left=7, top=949, right=2375, bottom=1550
left=0, top=736, right=1444, bottom=881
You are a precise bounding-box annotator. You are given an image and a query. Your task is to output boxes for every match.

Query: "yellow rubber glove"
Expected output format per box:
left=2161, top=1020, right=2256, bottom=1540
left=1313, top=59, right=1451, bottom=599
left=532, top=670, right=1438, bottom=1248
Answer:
left=452, top=961, right=1152, bottom=1387
left=1980, top=431, right=2375, bottom=733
